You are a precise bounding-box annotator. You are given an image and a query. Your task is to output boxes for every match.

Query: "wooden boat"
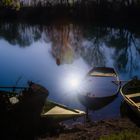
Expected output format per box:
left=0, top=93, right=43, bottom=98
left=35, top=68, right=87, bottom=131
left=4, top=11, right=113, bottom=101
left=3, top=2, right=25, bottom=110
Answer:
left=0, top=81, right=49, bottom=112
left=41, top=100, right=86, bottom=122
left=120, top=77, right=140, bottom=116
left=87, top=67, right=118, bottom=78
left=0, top=82, right=49, bottom=136
left=78, top=67, right=120, bottom=110
left=78, top=93, right=118, bottom=110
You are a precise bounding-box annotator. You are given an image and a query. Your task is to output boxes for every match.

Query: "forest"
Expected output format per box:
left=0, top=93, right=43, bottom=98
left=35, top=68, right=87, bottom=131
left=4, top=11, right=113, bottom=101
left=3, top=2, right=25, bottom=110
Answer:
left=1, top=0, right=140, bottom=7
left=0, top=0, right=140, bottom=21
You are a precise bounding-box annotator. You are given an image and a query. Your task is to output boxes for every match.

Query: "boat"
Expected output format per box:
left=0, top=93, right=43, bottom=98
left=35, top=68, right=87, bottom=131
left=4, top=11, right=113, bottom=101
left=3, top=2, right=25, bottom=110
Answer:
left=0, top=81, right=49, bottom=112
left=0, top=81, right=49, bottom=136
left=78, top=93, right=118, bottom=110
left=120, top=77, right=140, bottom=116
left=78, top=67, right=120, bottom=110
left=41, top=100, right=86, bottom=122
left=87, top=67, right=118, bottom=77
left=0, top=81, right=49, bottom=116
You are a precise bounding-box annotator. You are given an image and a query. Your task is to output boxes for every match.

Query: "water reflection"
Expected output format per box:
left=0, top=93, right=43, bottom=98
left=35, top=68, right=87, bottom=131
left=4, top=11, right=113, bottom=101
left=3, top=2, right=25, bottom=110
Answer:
left=1, top=23, right=140, bottom=72
left=0, top=23, right=42, bottom=46
left=0, top=22, right=140, bottom=120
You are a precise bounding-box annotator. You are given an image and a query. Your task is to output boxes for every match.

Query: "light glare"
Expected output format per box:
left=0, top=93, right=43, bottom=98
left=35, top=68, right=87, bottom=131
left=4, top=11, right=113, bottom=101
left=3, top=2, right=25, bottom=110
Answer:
left=64, top=73, right=82, bottom=91
left=68, top=75, right=80, bottom=89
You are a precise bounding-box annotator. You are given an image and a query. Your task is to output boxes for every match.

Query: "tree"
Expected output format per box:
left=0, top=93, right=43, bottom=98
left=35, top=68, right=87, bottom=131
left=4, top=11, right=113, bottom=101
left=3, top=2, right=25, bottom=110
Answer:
left=1, top=0, right=20, bottom=10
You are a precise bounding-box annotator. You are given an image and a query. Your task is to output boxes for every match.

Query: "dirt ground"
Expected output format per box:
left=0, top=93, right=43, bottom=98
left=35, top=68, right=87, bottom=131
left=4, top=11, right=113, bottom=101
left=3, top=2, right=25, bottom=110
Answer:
left=38, top=117, right=140, bottom=140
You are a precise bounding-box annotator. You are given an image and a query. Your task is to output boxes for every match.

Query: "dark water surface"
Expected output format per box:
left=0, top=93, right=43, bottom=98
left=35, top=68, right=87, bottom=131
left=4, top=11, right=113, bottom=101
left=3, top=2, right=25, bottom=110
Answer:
left=0, top=21, right=140, bottom=121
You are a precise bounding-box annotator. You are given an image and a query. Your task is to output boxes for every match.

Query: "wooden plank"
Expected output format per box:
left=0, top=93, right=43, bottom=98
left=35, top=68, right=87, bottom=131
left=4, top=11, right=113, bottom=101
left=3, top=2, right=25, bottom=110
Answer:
left=90, top=72, right=116, bottom=77
left=125, top=95, right=139, bottom=108
left=125, top=93, right=140, bottom=98
left=136, top=103, right=140, bottom=107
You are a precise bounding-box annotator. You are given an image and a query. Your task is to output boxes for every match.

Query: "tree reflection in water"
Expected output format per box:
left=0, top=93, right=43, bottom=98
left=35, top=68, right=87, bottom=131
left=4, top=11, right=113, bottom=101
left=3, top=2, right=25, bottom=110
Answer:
left=0, top=22, right=140, bottom=75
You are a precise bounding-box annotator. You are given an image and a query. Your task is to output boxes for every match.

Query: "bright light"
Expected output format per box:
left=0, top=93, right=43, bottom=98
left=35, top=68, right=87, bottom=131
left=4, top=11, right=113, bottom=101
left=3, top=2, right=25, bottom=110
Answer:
left=59, top=62, right=89, bottom=94
left=67, top=74, right=81, bottom=90
left=62, top=73, right=82, bottom=92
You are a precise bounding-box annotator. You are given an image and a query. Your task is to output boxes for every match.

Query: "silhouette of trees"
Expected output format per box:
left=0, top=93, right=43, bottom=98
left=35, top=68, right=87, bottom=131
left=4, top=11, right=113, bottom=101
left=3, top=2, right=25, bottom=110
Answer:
left=1, top=0, right=140, bottom=20
left=1, top=0, right=139, bottom=8
left=1, top=0, right=20, bottom=9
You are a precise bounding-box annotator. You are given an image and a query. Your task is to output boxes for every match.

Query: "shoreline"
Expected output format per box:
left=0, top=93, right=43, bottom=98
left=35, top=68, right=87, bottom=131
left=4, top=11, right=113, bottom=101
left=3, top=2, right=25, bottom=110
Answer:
left=0, top=6, right=140, bottom=25
left=38, top=117, right=140, bottom=140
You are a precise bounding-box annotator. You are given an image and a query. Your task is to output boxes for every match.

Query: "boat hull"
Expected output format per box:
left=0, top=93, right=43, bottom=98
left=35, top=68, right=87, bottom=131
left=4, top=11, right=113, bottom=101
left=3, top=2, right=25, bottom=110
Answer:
left=78, top=93, right=118, bottom=110
left=120, top=79, right=140, bottom=117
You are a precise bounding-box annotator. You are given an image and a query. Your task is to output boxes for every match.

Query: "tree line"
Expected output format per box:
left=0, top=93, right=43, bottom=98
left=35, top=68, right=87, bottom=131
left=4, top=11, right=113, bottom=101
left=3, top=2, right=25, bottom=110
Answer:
left=1, top=0, right=140, bottom=8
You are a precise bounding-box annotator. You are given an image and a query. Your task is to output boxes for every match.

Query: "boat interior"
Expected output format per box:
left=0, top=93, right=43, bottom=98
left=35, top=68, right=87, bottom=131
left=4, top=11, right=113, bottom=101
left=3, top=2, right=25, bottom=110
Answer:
left=125, top=93, right=140, bottom=107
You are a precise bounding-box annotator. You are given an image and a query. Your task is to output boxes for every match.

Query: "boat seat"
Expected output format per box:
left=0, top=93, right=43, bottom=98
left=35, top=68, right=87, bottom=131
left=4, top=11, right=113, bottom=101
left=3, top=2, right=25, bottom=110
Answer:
left=90, top=72, right=116, bottom=77
left=136, top=103, right=140, bottom=107
left=125, top=95, right=140, bottom=108
left=125, top=93, right=140, bottom=98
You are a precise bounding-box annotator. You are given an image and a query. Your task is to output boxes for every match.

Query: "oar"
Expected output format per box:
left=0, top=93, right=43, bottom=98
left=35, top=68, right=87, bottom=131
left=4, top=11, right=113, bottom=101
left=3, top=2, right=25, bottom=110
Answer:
left=112, top=80, right=119, bottom=85
left=111, top=80, right=129, bottom=86
left=112, top=80, right=128, bottom=83
left=112, top=76, right=139, bottom=85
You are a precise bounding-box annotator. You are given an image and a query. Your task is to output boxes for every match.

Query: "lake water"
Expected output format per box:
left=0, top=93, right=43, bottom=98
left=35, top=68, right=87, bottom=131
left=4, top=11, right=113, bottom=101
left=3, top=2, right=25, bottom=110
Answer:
left=0, top=21, right=140, bottom=121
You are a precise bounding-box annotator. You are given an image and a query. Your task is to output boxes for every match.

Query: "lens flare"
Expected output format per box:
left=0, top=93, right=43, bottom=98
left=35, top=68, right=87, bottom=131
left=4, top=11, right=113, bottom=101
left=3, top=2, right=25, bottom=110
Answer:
left=62, top=73, right=82, bottom=92
left=67, top=74, right=81, bottom=89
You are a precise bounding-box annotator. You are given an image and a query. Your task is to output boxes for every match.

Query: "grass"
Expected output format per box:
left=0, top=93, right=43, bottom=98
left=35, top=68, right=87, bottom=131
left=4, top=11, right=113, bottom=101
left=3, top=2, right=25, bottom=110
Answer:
left=100, top=130, right=140, bottom=140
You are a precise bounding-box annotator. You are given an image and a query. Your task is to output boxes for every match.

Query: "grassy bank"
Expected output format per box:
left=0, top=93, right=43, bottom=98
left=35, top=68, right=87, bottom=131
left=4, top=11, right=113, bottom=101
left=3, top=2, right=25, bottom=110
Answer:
left=100, top=131, right=140, bottom=140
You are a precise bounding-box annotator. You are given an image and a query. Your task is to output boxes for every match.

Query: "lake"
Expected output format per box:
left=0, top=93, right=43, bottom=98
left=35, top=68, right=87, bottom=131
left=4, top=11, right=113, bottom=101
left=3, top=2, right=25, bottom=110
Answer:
left=0, top=20, right=140, bottom=121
